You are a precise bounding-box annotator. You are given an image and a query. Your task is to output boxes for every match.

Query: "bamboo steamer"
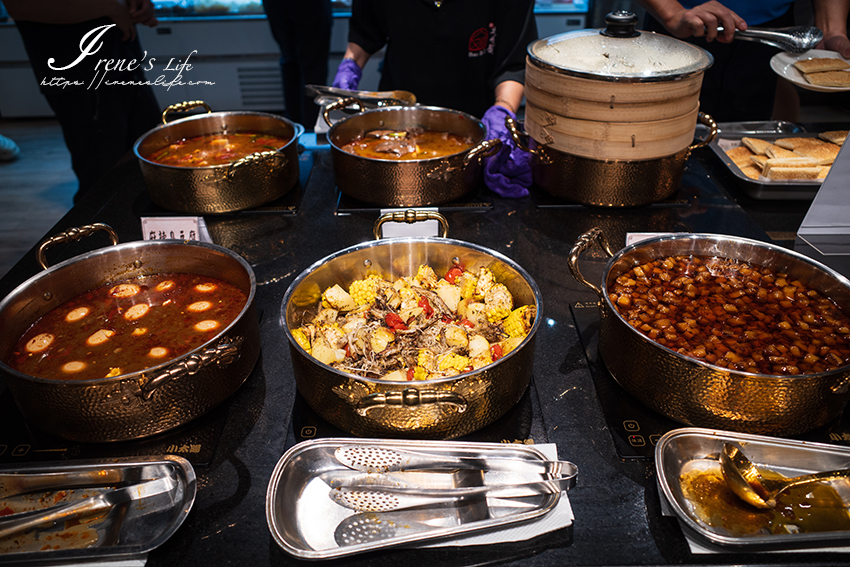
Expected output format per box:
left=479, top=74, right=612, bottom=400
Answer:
left=522, top=11, right=716, bottom=206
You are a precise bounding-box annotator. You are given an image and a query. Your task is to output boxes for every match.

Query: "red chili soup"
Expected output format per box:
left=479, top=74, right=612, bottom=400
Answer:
left=146, top=131, right=292, bottom=167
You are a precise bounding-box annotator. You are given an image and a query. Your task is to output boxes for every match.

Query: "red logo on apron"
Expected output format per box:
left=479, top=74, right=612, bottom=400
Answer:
left=468, top=27, right=488, bottom=53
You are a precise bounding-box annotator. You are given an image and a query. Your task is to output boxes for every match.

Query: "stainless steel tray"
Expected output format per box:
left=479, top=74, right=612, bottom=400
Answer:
left=707, top=122, right=828, bottom=201
left=656, top=427, right=850, bottom=551
left=266, top=438, right=568, bottom=559
left=0, top=455, right=196, bottom=564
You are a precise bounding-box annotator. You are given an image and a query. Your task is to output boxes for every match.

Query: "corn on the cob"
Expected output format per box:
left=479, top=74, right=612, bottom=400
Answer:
left=292, top=328, right=311, bottom=353
left=415, top=264, right=438, bottom=289
left=413, top=366, right=429, bottom=380
left=458, top=272, right=478, bottom=299
left=349, top=278, right=379, bottom=306
left=504, top=305, right=536, bottom=337
left=485, top=283, right=513, bottom=323
left=438, top=352, right=470, bottom=372
left=473, top=267, right=495, bottom=299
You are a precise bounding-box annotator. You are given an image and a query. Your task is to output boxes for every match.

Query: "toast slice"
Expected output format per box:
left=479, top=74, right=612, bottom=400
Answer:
left=750, top=155, right=768, bottom=169
left=726, top=145, right=754, bottom=167
left=793, top=142, right=840, bottom=165
left=794, top=57, right=850, bottom=73
left=741, top=136, right=772, bottom=155
left=774, top=137, right=827, bottom=150
left=739, top=164, right=761, bottom=180
left=765, top=167, right=822, bottom=180
left=761, top=157, right=819, bottom=178
left=765, top=144, right=798, bottom=159
left=804, top=70, right=850, bottom=87
left=819, top=130, right=847, bottom=146
left=818, top=165, right=831, bottom=179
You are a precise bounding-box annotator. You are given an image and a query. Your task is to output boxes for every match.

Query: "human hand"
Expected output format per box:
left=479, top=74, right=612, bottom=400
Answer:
left=660, top=0, right=746, bottom=43
left=481, top=105, right=532, bottom=198
left=821, top=34, right=850, bottom=59
left=332, top=59, right=362, bottom=90
left=128, top=0, right=158, bottom=28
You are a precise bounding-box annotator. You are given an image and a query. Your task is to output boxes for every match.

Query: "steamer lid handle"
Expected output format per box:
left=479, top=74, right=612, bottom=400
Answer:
left=601, top=11, right=640, bottom=38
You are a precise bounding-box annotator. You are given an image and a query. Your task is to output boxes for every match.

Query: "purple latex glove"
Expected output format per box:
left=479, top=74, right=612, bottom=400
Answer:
left=332, top=59, right=363, bottom=90
left=481, top=105, right=532, bottom=198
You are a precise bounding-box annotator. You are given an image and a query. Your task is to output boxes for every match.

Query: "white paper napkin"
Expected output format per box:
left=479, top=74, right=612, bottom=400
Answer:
left=421, top=443, right=574, bottom=547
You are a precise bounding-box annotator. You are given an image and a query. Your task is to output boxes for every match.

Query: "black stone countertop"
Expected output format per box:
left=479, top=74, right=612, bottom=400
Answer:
left=0, top=142, right=844, bottom=567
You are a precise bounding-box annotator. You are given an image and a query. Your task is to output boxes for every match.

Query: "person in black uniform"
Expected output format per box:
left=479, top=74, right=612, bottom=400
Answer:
left=5, top=0, right=161, bottom=203
left=333, top=0, right=538, bottom=198
left=262, top=0, right=333, bottom=129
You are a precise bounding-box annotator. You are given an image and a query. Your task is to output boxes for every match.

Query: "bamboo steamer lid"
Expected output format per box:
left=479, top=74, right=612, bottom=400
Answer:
left=525, top=11, right=713, bottom=161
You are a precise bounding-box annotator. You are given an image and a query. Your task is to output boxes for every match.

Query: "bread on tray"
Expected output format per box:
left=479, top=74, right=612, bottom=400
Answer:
left=804, top=70, right=850, bottom=87
left=793, top=57, right=850, bottom=73
left=741, top=136, right=771, bottom=155
left=819, top=130, right=847, bottom=146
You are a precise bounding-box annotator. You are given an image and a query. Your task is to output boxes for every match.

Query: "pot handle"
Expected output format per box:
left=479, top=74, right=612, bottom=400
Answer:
left=568, top=227, right=616, bottom=300
left=140, top=336, right=244, bottom=400
left=373, top=209, right=449, bottom=240
left=228, top=150, right=288, bottom=176
left=505, top=116, right=551, bottom=164
left=689, top=112, right=718, bottom=151
left=462, top=138, right=502, bottom=167
left=161, top=100, right=212, bottom=125
left=36, top=223, right=119, bottom=270
left=322, top=96, right=364, bottom=127
left=355, top=387, right=467, bottom=416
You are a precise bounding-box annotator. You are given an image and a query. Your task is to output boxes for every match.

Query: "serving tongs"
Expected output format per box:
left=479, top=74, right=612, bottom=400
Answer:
left=330, top=476, right=575, bottom=512
left=306, top=85, right=417, bottom=108
left=720, top=25, right=823, bottom=53
left=334, top=445, right=576, bottom=476
left=0, top=474, right=178, bottom=539
left=0, top=468, right=126, bottom=499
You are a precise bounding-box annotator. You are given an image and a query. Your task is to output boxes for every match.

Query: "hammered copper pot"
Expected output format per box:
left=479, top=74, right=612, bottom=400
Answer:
left=0, top=224, right=260, bottom=443
left=569, top=228, right=850, bottom=435
left=134, top=101, right=304, bottom=214
left=324, top=101, right=500, bottom=207
left=281, top=232, right=541, bottom=438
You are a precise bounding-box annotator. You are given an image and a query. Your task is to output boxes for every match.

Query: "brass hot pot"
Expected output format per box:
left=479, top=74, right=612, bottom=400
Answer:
left=323, top=101, right=500, bottom=207
left=0, top=224, right=260, bottom=443
left=134, top=101, right=304, bottom=214
left=516, top=11, right=717, bottom=207
left=569, top=228, right=850, bottom=435
left=281, top=215, right=541, bottom=438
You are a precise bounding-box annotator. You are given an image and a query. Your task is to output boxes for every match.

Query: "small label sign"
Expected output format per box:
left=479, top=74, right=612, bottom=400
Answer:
left=141, top=217, right=212, bottom=242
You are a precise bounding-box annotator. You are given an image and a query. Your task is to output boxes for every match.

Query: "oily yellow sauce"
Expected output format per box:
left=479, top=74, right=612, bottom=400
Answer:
left=679, top=465, right=850, bottom=536
left=340, top=128, right=474, bottom=160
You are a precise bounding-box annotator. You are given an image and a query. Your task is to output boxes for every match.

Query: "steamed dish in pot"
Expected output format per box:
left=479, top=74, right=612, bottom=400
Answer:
left=608, top=254, right=850, bottom=375
left=291, top=264, right=536, bottom=381
left=8, top=273, right=247, bottom=381
left=340, top=127, right=475, bottom=160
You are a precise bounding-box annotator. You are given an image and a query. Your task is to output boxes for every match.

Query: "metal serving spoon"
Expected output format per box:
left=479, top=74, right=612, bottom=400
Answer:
left=720, top=442, right=850, bottom=509
left=717, top=26, right=824, bottom=54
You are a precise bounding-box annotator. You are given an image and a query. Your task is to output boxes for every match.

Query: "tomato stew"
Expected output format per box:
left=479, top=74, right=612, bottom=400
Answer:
left=145, top=131, right=292, bottom=167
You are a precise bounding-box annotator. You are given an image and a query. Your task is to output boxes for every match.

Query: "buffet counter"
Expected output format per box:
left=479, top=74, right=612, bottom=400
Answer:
left=0, top=138, right=846, bottom=567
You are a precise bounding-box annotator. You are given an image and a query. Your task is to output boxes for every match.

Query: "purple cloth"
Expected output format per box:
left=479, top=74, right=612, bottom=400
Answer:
left=481, top=105, right=532, bottom=198
left=332, top=59, right=363, bottom=90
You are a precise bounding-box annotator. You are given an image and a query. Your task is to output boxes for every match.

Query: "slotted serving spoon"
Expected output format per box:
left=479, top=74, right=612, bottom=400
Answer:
left=334, top=513, right=437, bottom=546
left=720, top=442, right=850, bottom=509
left=334, top=446, right=577, bottom=476
left=329, top=476, right=575, bottom=513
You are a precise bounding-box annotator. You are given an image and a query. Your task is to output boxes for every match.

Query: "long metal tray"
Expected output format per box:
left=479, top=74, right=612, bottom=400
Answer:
left=266, top=438, right=569, bottom=560
left=0, top=455, right=196, bottom=564
left=656, top=427, right=850, bottom=551
left=706, top=121, right=827, bottom=201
